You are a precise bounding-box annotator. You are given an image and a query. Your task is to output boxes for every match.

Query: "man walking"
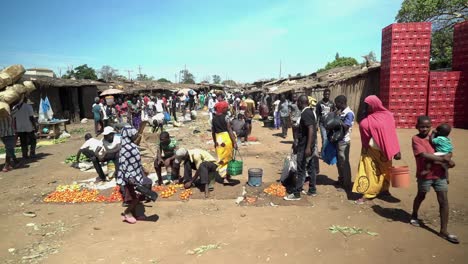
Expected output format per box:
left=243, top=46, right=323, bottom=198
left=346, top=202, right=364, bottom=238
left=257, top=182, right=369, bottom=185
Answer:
left=278, top=94, right=290, bottom=138
left=12, top=97, right=37, bottom=159
left=284, top=95, right=318, bottom=200
left=316, top=88, right=335, bottom=153
left=334, top=95, right=354, bottom=192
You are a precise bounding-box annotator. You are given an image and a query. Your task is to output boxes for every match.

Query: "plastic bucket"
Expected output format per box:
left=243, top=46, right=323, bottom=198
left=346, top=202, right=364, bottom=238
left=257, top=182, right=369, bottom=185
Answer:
left=248, top=168, right=263, bottom=187
left=390, top=166, right=410, bottom=188
left=227, top=159, right=243, bottom=176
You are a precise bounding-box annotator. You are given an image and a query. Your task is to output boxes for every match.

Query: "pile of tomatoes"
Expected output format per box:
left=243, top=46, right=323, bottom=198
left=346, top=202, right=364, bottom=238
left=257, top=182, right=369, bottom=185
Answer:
left=179, top=189, right=193, bottom=200
left=263, top=183, right=287, bottom=197
left=152, top=184, right=194, bottom=200
left=44, top=186, right=123, bottom=203
left=44, top=188, right=101, bottom=203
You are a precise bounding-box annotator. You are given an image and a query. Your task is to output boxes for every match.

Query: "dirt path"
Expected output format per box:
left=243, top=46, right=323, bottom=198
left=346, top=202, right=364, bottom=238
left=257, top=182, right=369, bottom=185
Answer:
left=1, top=112, right=467, bottom=263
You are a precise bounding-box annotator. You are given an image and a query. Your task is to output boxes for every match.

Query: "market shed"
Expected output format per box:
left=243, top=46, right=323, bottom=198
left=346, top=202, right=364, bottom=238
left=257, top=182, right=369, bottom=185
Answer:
left=20, top=75, right=109, bottom=121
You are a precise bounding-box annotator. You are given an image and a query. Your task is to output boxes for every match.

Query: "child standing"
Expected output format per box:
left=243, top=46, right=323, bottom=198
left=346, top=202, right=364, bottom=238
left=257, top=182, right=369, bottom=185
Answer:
left=410, top=116, right=458, bottom=244
left=422, top=123, right=453, bottom=178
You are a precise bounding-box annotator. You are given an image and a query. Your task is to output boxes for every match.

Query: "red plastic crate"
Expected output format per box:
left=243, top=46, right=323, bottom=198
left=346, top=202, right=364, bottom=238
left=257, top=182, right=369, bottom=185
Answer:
left=453, top=21, right=468, bottom=71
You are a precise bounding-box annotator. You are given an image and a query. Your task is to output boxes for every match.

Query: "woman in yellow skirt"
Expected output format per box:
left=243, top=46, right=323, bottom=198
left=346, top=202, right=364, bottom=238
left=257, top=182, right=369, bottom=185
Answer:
left=352, top=96, right=401, bottom=204
left=212, top=99, right=237, bottom=180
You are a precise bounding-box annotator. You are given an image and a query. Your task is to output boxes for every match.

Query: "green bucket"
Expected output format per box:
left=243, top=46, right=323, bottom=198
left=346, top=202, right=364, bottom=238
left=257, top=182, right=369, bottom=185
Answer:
left=227, top=150, right=243, bottom=176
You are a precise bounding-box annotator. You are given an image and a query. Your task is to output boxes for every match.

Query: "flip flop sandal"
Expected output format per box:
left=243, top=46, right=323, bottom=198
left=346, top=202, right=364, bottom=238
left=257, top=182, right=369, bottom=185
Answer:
left=439, top=233, right=459, bottom=244
left=123, top=215, right=137, bottom=224
left=355, top=198, right=368, bottom=205
left=410, top=219, right=421, bottom=227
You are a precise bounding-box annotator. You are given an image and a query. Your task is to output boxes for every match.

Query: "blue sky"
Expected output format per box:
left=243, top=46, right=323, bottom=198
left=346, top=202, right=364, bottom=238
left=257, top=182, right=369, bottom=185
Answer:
left=0, top=0, right=402, bottom=83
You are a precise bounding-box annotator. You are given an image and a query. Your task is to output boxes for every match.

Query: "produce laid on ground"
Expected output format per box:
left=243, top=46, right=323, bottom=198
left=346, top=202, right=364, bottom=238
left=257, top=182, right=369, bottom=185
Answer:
left=0, top=147, right=21, bottom=155
left=179, top=189, right=193, bottom=200
left=263, top=183, right=287, bottom=197
left=44, top=185, right=122, bottom=203
left=153, top=184, right=187, bottom=199
left=44, top=183, right=194, bottom=203
left=64, top=154, right=90, bottom=164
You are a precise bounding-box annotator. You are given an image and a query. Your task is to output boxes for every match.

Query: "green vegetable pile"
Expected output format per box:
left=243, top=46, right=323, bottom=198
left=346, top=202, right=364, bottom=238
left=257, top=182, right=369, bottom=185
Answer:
left=52, top=138, right=68, bottom=144
left=329, top=225, right=378, bottom=237
left=65, top=154, right=90, bottom=164
left=0, top=147, right=21, bottom=155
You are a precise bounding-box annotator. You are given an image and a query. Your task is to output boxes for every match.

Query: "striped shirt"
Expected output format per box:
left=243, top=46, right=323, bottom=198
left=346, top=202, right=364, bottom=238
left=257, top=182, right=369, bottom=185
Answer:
left=0, top=116, right=15, bottom=137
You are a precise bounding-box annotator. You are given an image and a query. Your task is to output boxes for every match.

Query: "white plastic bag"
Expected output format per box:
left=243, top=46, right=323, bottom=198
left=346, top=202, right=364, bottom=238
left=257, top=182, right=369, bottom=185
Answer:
left=289, top=153, right=297, bottom=172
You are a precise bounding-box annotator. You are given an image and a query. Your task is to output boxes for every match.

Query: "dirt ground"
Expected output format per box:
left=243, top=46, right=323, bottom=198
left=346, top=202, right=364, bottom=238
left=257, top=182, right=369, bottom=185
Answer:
left=0, top=111, right=467, bottom=264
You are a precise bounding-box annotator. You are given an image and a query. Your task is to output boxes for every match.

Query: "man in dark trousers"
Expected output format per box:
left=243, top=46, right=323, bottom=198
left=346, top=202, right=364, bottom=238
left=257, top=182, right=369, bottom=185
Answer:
left=12, top=96, right=37, bottom=159
left=316, top=88, right=335, bottom=153
left=284, top=95, right=318, bottom=201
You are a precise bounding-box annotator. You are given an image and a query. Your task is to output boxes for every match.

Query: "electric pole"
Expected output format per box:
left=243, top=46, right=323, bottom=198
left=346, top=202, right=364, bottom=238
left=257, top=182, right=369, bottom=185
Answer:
left=138, top=65, right=142, bottom=76
left=125, top=70, right=133, bottom=80
left=279, top=60, right=282, bottom=79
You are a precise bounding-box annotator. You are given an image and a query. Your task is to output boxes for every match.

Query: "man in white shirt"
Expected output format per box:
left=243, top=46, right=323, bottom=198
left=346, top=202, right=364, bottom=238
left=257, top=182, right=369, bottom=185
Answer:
left=208, top=94, right=216, bottom=121
left=74, top=127, right=121, bottom=182
left=12, top=97, right=37, bottom=159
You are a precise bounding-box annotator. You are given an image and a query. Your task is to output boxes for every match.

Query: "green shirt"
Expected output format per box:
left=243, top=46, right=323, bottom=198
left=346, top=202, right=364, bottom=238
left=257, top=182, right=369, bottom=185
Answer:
left=432, top=136, right=453, bottom=153
left=158, top=138, right=178, bottom=158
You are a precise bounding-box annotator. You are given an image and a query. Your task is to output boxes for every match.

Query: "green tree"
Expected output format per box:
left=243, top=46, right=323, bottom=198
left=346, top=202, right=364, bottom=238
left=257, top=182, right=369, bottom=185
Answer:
left=115, top=75, right=127, bottom=81
left=317, top=56, right=359, bottom=72
left=157, top=78, right=171, bottom=83
left=222, top=80, right=237, bottom=86
left=98, top=65, right=118, bottom=81
left=61, top=69, right=75, bottom=79
left=181, top=69, right=195, bottom=84
left=212, top=74, right=221, bottom=84
left=396, top=0, right=468, bottom=69
left=296, top=73, right=302, bottom=77
left=74, top=64, right=98, bottom=80
left=335, top=52, right=340, bottom=60
left=136, top=74, right=154, bottom=81
left=367, top=51, right=377, bottom=62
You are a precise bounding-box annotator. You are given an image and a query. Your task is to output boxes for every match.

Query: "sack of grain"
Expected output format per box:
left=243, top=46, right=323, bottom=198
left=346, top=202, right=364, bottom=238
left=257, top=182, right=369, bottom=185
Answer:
left=2, top=65, right=25, bottom=83
left=0, top=72, right=12, bottom=90
left=23, top=81, right=36, bottom=94
left=0, top=102, right=11, bottom=117
left=11, top=84, right=26, bottom=94
left=0, top=89, right=20, bottom=104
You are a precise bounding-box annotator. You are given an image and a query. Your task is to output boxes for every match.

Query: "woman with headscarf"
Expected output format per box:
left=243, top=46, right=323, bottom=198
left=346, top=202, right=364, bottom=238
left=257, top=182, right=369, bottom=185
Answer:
left=211, top=99, right=237, bottom=180
left=352, top=95, right=401, bottom=204
left=116, top=126, right=150, bottom=223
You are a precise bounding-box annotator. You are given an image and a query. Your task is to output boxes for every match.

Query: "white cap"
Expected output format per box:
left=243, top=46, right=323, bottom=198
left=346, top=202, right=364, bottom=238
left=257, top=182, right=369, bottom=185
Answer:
left=102, top=126, right=116, bottom=135
left=175, top=148, right=188, bottom=161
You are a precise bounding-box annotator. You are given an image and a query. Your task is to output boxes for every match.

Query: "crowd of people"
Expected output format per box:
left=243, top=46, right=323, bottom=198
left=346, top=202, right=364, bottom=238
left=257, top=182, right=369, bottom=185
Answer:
left=81, top=88, right=459, bottom=242
left=0, top=87, right=456, bottom=242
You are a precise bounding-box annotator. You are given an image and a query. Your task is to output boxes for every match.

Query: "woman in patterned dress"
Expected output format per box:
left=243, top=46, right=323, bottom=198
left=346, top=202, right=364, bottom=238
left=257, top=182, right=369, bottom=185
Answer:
left=116, top=126, right=148, bottom=224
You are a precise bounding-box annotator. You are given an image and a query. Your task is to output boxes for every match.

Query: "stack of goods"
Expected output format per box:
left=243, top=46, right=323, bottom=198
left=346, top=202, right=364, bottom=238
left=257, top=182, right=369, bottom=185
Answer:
left=0, top=65, right=36, bottom=116
left=427, top=71, right=461, bottom=127
left=452, top=21, right=468, bottom=128
left=380, top=22, right=431, bottom=128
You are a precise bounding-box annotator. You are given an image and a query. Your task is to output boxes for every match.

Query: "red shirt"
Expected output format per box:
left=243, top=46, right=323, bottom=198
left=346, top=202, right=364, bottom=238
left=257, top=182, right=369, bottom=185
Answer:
left=412, top=135, right=445, bottom=179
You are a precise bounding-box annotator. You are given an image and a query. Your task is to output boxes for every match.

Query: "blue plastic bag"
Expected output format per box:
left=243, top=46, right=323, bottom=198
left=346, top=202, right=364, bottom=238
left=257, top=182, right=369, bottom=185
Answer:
left=322, top=140, right=337, bottom=165
left=163, top=112, right=171, bottom=122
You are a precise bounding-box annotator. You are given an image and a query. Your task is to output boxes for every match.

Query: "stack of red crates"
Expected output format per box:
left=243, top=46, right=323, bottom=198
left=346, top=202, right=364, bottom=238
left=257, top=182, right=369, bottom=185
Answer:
left=380, top=22, right=431, bottom=128
left=452, top=21, right=468, bottom=128
left=427, top=71, right=461, bottom=127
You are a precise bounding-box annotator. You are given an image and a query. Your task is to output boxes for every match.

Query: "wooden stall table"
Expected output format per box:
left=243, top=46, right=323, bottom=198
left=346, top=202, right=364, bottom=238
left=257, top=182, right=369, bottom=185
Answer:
left=38, top=119, right=69, bottom=139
